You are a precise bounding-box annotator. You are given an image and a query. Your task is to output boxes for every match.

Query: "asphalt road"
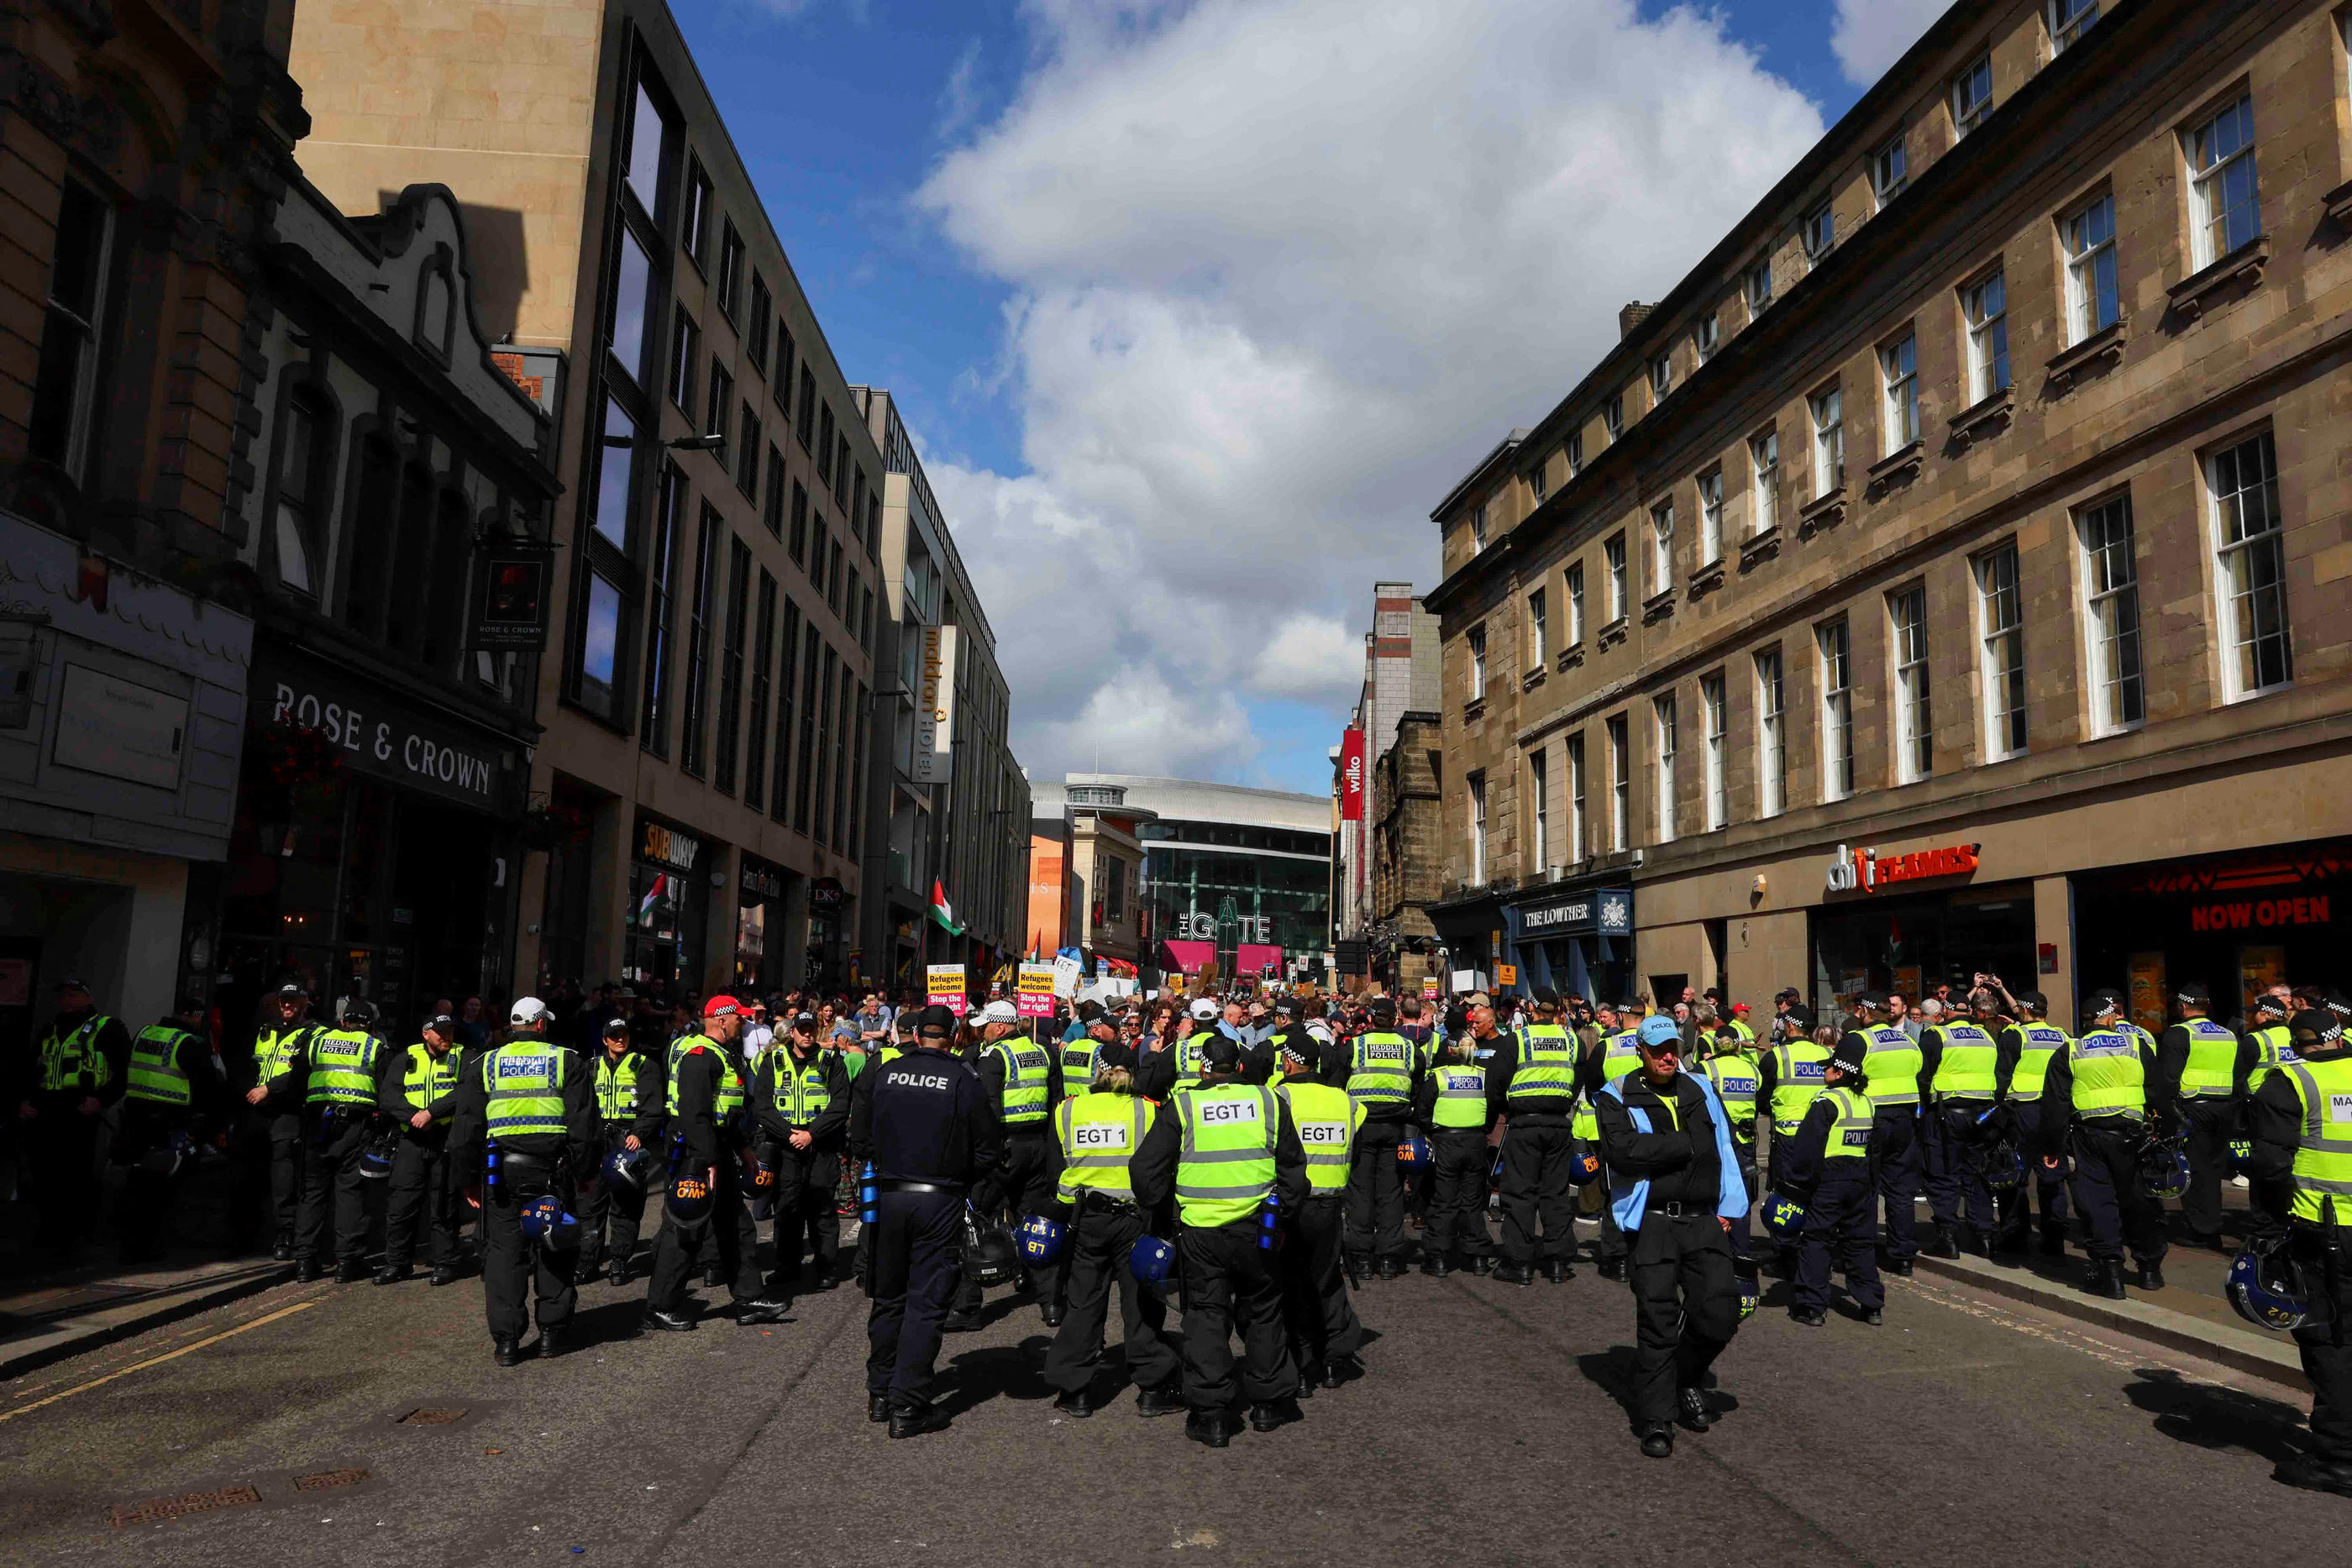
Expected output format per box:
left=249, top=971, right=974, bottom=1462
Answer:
left=2, top=1245, right=2342, bottom=1566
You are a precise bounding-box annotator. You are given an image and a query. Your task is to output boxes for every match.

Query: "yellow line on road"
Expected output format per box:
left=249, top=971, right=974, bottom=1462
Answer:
left=0, top=1300, right=317, bottom=1424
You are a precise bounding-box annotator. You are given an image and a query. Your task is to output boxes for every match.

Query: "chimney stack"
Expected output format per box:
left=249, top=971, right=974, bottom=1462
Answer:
left=1619, top=301, right=1652, bottom=339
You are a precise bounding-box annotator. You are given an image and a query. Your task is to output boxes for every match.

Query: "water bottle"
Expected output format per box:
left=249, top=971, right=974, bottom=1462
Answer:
left=858, top=1162, right=879, bottom=1227
left=485, top=1140, right=504, bottom=1204
left=1257, top=1192, right=1281, bottom=1252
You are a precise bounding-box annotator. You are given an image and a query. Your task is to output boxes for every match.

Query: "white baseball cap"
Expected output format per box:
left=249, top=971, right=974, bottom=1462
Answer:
left=509, top=996, right=550, bottom=1025
left=1188, top=998, right=1219, bottom=1020
left=979, top=999, right=1019, bottom=1025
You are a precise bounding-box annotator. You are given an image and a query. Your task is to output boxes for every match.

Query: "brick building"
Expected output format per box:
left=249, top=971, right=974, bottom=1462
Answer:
left=1424, top=0, right=2352, bottom=1027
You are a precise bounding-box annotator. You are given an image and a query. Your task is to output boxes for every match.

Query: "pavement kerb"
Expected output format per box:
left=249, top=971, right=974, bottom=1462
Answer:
left=0, top=1261, right=297, bottom=1384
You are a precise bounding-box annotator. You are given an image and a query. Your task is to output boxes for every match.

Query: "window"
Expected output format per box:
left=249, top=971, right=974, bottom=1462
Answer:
left=1650, top=501, right=1674, bottom=592
left=679, top=504, right=721, bottom=775
left=666, top=308, right=699, bottom=412
left=737, top=404, right=761, bottom=499
left=1749, top=429, right=1779, bottom=536
left=2187, top=95, right=2260, bottom=267
left=1746, top=257, right=1773, bottom=313
left=638, top=465, right=685, bottom=753
left=714, top=535, right=751, bottom=793
left=1700, top=674, right=1727, bottom=831
left=1977, top=544, right=2026, bottom=758
left=591, top=396, right=635, bottom=548
left=1802, top=202, right=1835, bottom=263
left=2062, top=194, right=2119, bottom=343
left=1607, top=716, right=1630, bottom=852
left=1469, top=502, right=1488, bottom=553
left=716, top=219, right=744, bottom=322
left=763, top=446, right=786, bottom=537
left=269, top=394, right=328, bottom=594
left=2050, top=0, right=2099, bottom=54
left=1528, top=458, right=1547, bottom=505
left=415, top=254, right=454, bottom=360
left=1566, top=563, right=1585, bottom=645
left=1755, top=648, right=1786, bottom=819
left=1695, top=312, right=1719, bottom=363
left=792, top=621, right=820, bottom=834
left=826, top=532, right=843, bottom=613
left=1567, top=733, right=1588, bottom=862
left=705, top=361, right=732, bottom=469
left=747, top=275, right=772, bottom=374
left=2210, top=432, right=2292, bottom=697
left=1528, top=749, right=1549, bottom=872
left=580, top=574, right=622, bottom=717
left=624, top=78, right=669, bottom=218
left=1467, top=624, right=1487, bottom=701
left=1527, top=589, right=1547, bottom=666
left=1566, top=432, right=1584, bottom=477
left=1604, top=534, right=1626, bottom=621
left=770, top=599, right=801, bottom=821
left=681, top=156, right=712, bottom=270
left=745, top=571, right=776, bottom=812
left=833, top=437, right=853, bottom=506
left=2077, top=495, right=2145, bottom=733
left=1467, top=773, right=1488, bottom=884
left=1880, top=333, right=1919, bottom=452
left=816, top=405, right=835, bottom=485
left=606, top=223, right=655, bottom=385
left=1698, top=469, right=1724, bottom=566
left=1963, top=270, right=2010, bottom=402
left=788, top=480, right=809, bottom=566
left=775, top=327, right=795, bottom=414
left=1810, top=385, right=1844, bottom=496
left=1952, top=54, right=1993, bottom=137
left=1651, top=353, right=1672, bottom=399
left=29, top=181, right=114, bottom=479
left=795, top=367, right=817, bottom=448
left=1872, top=134, right=1908, bottom=206
left=1603, top=393, right=1624, bottom=443
left=1653, top=695, right=1678, bottom=845
left=1889, top=585, right=1932, bottom=783
left=1819, top=620, right=1855, bottom=800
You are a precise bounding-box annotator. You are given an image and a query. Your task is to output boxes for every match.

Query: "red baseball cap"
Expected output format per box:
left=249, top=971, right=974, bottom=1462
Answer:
left=1732, top=1003, right=1751, bottom=1015
left=703, top=994, right=743, bottom=1018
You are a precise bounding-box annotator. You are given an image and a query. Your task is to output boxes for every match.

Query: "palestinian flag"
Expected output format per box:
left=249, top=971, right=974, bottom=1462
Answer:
left=928, top=879, right=964, bottom=936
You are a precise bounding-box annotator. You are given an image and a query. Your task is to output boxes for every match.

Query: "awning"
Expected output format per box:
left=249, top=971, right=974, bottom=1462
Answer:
left=1160, top=940, right=1215, bottom=975
left=1236, top=943, right=1283, bottom=979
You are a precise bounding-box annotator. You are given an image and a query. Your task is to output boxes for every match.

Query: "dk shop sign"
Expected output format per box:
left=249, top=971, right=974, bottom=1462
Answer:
left=1826, top=842, right=1979, bottom=894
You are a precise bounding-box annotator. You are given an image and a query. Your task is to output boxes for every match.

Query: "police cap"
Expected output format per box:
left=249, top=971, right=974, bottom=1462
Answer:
left=1200, top=1035, right=1242, bottom=1071
left=2291, top=1009, right=2344, bottom=1051
left=2086, top=989, right=2124, bottom=1020
left=1367, top=998, right=1397, bottom=1021
left=2253, top=992, right=2291, bottom=1018
left=914, top=1004, right=958, bottom=1038
left=599, top=1016, right=627, bottom=1040
left=1531, top=985, right=1561, bottom=1007
left=1827, top=1036, right=1868, bottom=1076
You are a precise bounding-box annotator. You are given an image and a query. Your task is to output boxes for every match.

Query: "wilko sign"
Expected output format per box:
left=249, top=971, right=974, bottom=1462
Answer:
left=1826, top=842, right=1980, bottom=894
left=1339, top=728, right=1367, bottom=821
left=2190, top=896, right=2331, bottom=932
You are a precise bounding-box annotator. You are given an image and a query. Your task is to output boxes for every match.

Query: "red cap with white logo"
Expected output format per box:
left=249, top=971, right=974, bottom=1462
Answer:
left=703, top=994, right=743, bottom=1019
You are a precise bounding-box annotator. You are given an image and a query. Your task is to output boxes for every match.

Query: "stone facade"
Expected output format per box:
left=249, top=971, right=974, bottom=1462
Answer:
left=1372, top=707, right=1443, bottom=987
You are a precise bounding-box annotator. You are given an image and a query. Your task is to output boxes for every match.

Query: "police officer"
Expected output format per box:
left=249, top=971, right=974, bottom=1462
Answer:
left=1059, top=1010, right=1118, bottom=1104
left=2245, top=1009, right=2352, bottom=1498
left=376, top=1012, right=465, bottom=1286
left=1777, top=1035, right=1883, bottom=1328
left=578, top=1016, right=659, bottom=1285
left=853, top=1004, right=1001, bottom=1439
left=112, top=995, right=222, bottom=1263
left=1336, top=996, right=1417, bottom=1282
left=1413, top=1029, right=1497, bottom=1277
left=2242, top=991, right=2301, bottom=1233
left=1578, top=1001, right=1647, bottom=1282
left=1840, top=993, right=1927, bottom=1277
left=645, top=996, right=789, bottom=1330
left=2037, top=990, right=2167, bottom=1298
left=1698, top=1015, right=1761, bottom=1266
left=963, top=998, right=1063, bottom=1324
left=271, top=996, right=391, bottom=1282
left=1993, top=991, right=2072, bottom=1259
left=239, top=981, right=318, bottom=1258
left=1489, top=986, right=1581, bottom=1285
left=1593, top=1015, right=1747, bottom=1459
left=2153, top=982, right=2251, bottom=1252
left=1131, top=1034, right=1310, bottom=1448
left=450, top=997, right=596, bottom=1363
left=1273, top=1036, right=1365, bottom=1392
left=1142, top=997, right=1220, bottom=1099
left=1755, top=1006, right=1827, bottom=1274
left=753, top=1009, right=851, bottom=1296
left=1043, top=1045, right=1184, bottom=1419
left=846, top=1006, right=921, bottom=1298
left=1921, top=989, right=2004, bottom=1259
left=18, top=978, right=132, bottom=1260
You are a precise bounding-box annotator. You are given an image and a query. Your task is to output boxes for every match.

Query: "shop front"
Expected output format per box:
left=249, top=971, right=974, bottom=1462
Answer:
left=806, top=875, right=849, bottom=991
left=1803, top=836, right=2036, bottom=1020
left=1507, top=884, right=1634, bottom=1004
left=734, top=852, right=795, bottom=995
left=626, top=815, right=711, bottom=1007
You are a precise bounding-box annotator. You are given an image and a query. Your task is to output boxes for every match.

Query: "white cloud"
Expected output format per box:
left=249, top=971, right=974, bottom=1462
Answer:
left=1830, top=0, right=1947, bottom=87
left=916, top=0, right=1825, bottom=785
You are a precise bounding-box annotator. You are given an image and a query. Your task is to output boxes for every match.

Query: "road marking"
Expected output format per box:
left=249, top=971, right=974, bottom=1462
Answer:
left=0, top=1301, right=318, bottom=1424
left=1858, top=1359, right=2014, bottom=1377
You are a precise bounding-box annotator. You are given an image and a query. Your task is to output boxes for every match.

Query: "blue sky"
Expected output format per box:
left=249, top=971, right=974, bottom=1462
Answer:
left=672, top=0, right=1935, bottom=796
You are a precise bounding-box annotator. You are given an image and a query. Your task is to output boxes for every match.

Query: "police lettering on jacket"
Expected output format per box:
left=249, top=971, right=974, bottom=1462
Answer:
left=889, top=1067, right=954, bottom=1092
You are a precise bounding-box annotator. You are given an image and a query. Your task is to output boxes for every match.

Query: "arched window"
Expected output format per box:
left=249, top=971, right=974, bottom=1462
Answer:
left=415, top=248, right=455, bottom=361
left=386, top=459, right=436, bottom=658
left=343, top=434, right=399, bottom=639
left=270, top=391, right=335, bottom=595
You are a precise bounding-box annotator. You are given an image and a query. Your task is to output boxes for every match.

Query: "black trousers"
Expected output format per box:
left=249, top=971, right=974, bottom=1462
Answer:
left=269, top=1113, right=305, bottom=1247
left=865, top=1186, right=964, bottom=1410
left=1626, top=1211, right=1740, bottom=1434
left=1343, top=1120, right=1406, bottom=1262
left=1498, top=1123, right=1578, bottom=1264
left=1870, top=1106, right=1922, bottom=1261
left=1281, top=1193, right=1361, bottom=1369
left=960, top=1130, right=1060, bottom=1310
left=769, top=1144, right=842, bottom=1287
left=481, top=1164, right=577, bottom=1340
left=384, top=1134, right=459, bottom=1268
left=1996, top=1102, right=2071, bottom=1246
left=1923, top=1103, right=1997, bottom=1238
left=1793, top=1162, right=1883, bottom=1313
left=2069, top=1121, right=2166, bottom=1266
left=2290, top=1226, right=2352, bottom=1462
left=24, top=1109, right=101, bottom=1251
left=295, top=1116, right=371, bottom=1265
left=1179, top=1219, right=1294, bottom=1412
left=648, top=1159, right=764, bottom=1312
left=1043, top=1200, right=1179, bottom=1394
left=2177, top=1095, right=2237, bottom=1242
left=1425, top=1127, right=1495, bottom=1261
left=108, top=1106, right=190, bottom=1259
left=576, top=1126, right=648, bottom=1269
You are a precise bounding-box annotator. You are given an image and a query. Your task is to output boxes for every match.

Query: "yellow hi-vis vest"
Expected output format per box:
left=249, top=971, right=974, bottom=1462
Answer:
left=2176, top=1018, right=2239, bottom=1099
left=773, top=1051, right=832, bottom=1125
left=1060, top=1038, right=1103, bottom=1097
left=1572, top=1030, right=1645, bottom=1139
left=2279, top=1056, right=2352, bottom=1225
left=2247, top=1025, right=2300, bottom=1093
left=989, top=1038, right=1054, bottom=1125
left=1170, top=1081, right=1278, bottom=1227
left=2008, top=1023, right=2071, bottom=1099
left=1507, top=1024, right=1578, bottom=1106
left=305, top=1027, right=383, bottom=1108
left=667, top=1036, right=745, bottom=1120
left=400, top=1042, right=461, bottom=1123
left=1861, top=1024, right=1922, bottom=1107
left=1821, top=1086, right=1873, bottom=1158
left=2066, top=1028, right=2146, bottom=1122
left=1277, top=1079, right=1360, bottom=1194
left=1346, top=1030, right=1415, bottom=1110
left=1703, top=1054, right=1760, bottom=1145
left=485, top=1042, right=569, bottom=1139
left=37, top=1015, right=115, bottom=1093
left=1929, top=1022, right=2000, bottom=1101
left=127, top=1025, right=195, bottom=1107
left=1429, top=1063, right=1488, bottom=1129
left=1767, top=1042, right=1830, bottom=1135
left=1055, top=1090, right=1153, bottom=1204
left=593, top=1051, right=648, bottom=1121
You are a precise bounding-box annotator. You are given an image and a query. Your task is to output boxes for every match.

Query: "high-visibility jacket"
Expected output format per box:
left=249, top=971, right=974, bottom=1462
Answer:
left=1572, top=1030, right=1644, bottom=1139
left=772, top=1051, right=832, bottom=1126
left=2280, top=1057, right=2352, bottom=1225
left=2008, top=1024, right=2071, bottom=1099
left=989, top=1038, right=1054, bottom=1126
left=2247, top=1025, right=2300, bottom=1093
left=1766, top=1042, right=1830, bottom=1135
left=1860, top=1024, right=1922, bottom=1107
left=668, top=1036, right=745, bottom=1120
left=1507, top=1024, right=1578, bottom=1108
left=1703, top=1055, right=1760, bottom=1146
left=593, top=1051, right=649, bottom=1123
left=1277, top=1079, right=1361, bottom=1195
left=1428, top=1063, right=1488, bottom=1129
left=253, top=1024, right=311, bottom=1090
left=2066, top=1028, right=2145, bottom=1122
left=37, top=1015, right=115, bottom=1093
left=485, top=1042, right=570, bottom=1139
left=2176, top=1018, right=2240, bottom=1099
left=1345, top=1031, right=1415, bottom=1111
left=1174, top=1034, right=1209, bottom=1088
left=1060, top=1038, right=1103, bottom=1098
left=1056, top=1091, right=1155, bottom=1204
left=1929, top=1022, right=2000, bottom=1101
left=127, top=1024, right=196, bottom=1107
left=1820, top=1086, right=1873, bottom=1159
left=1169, top=1081, right=1278, bottom=1227
left=399, top=1043, right=461, bottom=1124
left=305, top=1027, right=383, bottom=1109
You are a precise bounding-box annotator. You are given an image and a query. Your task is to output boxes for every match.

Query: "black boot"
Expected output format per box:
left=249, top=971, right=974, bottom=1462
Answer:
left=1468, top=1256, right=1498, bottom=1276
left=2134, top=1261, right=2165, bottom=1290
left=538, top=1325, right=568, bottom=1359
left=2039, top=1229, right=2068, bottom=1258
left=1345, top=1256, right=1373, bottom=1285
left=2087, top=1259, right=2127, bottom=1300
left=889, top=1403, right=951, bottom=1440
left=1924, top=1225, right=1960, bottom=1260
left=430, top=1263, right=460, bottom=1287
left=1544, top=1258, right=1575, bottom=1282
left=1323, top=1353, right=1362, bottom=1387
left=1676, top=1387, right=1715, bottom=1432
left=372, top=1263, right=412, bottom=1286
left=1494, top=1261, right=1535, bottom=1286
left=1639, top=1427, right=1673, bottom=1460
left=493, top=1335, right=522, bottom=1367
left=1053, top=1388, right=1095, bottom=1419
left=868, top=1394, right=891, bottom=1424
left=1248, top=1398, right=1301, bottom=1432
left=643, top=1308, right=698, bottom=1332
left=1136, top=1383, right=1186, bottom=1418
left=1184, top=1409, right=1233, bottom=1448
left=294, top=1258, right=323, bottom=1282
left=2274, top=1450, right=2352, bottom=1498
left=1421, top=1256, right=1452, bottom=1278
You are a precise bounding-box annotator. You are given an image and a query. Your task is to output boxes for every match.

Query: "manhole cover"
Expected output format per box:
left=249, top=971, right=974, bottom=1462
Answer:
left=110, top=1486, right=263, bottom=1528
left=292, top=1468, right=370, bottom=1492
left=397, top=1408, right=469, bottom=1425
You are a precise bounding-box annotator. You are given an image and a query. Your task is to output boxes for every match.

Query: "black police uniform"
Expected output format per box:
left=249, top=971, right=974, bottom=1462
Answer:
left=1487, top=1021, right=1580, bottom=1277
left=268, top=1024, right=393, bottom=1276
left=1043, top=1068, right=1184, bottom=1409
left=577, top=1041, right=662, bottom=1282
left=449, top=1030, right=597, bottom=1353
left=1777, top=1072, right=1884, bottom=1322
left=647, top=1036, right=768, bottom=1318
left=378, top=1041, right=465, bottom=1280
left=1993, top=1018, right=2073, bottom=1254
left=20, top=1002, right=131, bottom=1256
left=1411, top=1046, right=1496, bottom=1272
left=2151, top=1012, right=2256, bottom=1246
left=111, top=1015, right=223, bottom=1262
left=752, top=1040, right=852, bottom=1292
left=233, top=1002, right=317, bottom=1256
left=1273, top=1075, right=1364, bottom=1387
left=2243, top=1033, right=2352, bottom=1492
left=851, top=1033, right=1001, bottom=1424
left=2036, top=1025, right=2169, bottom=1287
left=958, top=1029, right=1063, bottom=1315
left=1326, top=1012, right=1417, bottom=1276
left=1843, top=1018, right=1937, bottom=1269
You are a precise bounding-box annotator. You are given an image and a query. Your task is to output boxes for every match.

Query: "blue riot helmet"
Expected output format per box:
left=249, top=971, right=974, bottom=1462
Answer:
left=519, top=1193, right=582, bottom=1251
left=1761, top=1192, right=1808, bottom=1241
left=1569, top=1147, right=1604, bottom=1186
left=1018, top=1214, right=1065, bottom=1266
left=603, top=1144, right=654, bottom=1190
left=1737, top=1273, right=1762, bottom=1321
left=1983, top=1141, right=2024, bottom=1192
left=1130, top=1234, right=1175, bottom=1286
left=2227, top=1236, right=2310, bottom=1332
left=667, top=1166, right=716, bottom=1233
left=1396, top=1134, right=1431, bottom=1168
left=2139, top=1138, right=2190, bottom=1200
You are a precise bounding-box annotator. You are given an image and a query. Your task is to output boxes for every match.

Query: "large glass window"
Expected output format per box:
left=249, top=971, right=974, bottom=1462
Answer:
left=1810, top=385, right=1844, bottom=496
left=592, top=397, right=635, bottom=548
left=2050, top=0, right=2100, bottom=54
left=1467, top=773, right=1487, bottom=883
left=1528, top=748, right=1549, bottom=872
left=1890, top=585, right=1933, bottom=783
left=608, top=223, right=654, bottom=385
left=639, top=466, right=685, bottom=754
left=624, top=80, right=669, bottom=218
left=1977, top=544, right=2026, bottom=759
left=580, top=575, right=622, bottom=714
left=1952, top=53, right=1993, bottom=137
left=1467, top=625, right=1486, bottom=701
left=1650, top=501, right=1674, bottom=594
left=1654, top=695, right=1677, bottom=846
left=29, top=181, right=114, bottom=478
left=1605, top=534, right=1626, bottom=621
left=679, top=505, right=719, bottom=775
left=2210, top=432, right=2292, bottom=698
left=271, top=394, right=328, bottom=595
left=1750, top=429, right=1778, bottom=534
left=714, top=535, right=751, bottom=794
left=2076, top=495, right=2144, bottom=733
left=1881, top=333, right=1919, bottom=451
left=1819, top=621, right=1854, bottom=801
left=1701, top=673, right=1726, bottom=831
left=745, top=571, right=776, bottom=812
left=1698, top=469, right=1724, bottom=566
left=1526, top=589, right=1546, bottom=666
left=2062, top=195, right=2118, bottom=343
left=1567, top=734, right=1587, bottom=860
left=2187, top=94, right=2260, bottom=267
left=1964, top=270, right=2009, bottom=402
left=1566, top=563, right=1585, bottom=644
left=1607, top=716, right=1630, bottom=852
left=1755, top=648, right=1786, bottom=819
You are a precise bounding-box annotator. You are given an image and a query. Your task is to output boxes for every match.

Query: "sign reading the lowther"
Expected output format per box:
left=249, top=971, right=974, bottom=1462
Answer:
left=255, top=649, right=515, bottom=812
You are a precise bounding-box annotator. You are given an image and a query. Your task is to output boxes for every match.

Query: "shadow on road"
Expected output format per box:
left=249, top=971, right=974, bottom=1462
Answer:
left=568, top=1298, right=654, bottom=1347
left=2122, top=1367, right=2308, bottom=1464
left=937, top=1336, right=1055, bottom=1417
left=1575, top=1345, right=1635, bottom=1421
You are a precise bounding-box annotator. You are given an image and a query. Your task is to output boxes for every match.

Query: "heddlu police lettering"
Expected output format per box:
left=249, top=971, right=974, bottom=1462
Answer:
left=1361, top=1039, right=1407, bottom=1062
left=1199, top=1098, right=1263, bottom=1125
left=890, top=1068, right=955, bottom=1092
